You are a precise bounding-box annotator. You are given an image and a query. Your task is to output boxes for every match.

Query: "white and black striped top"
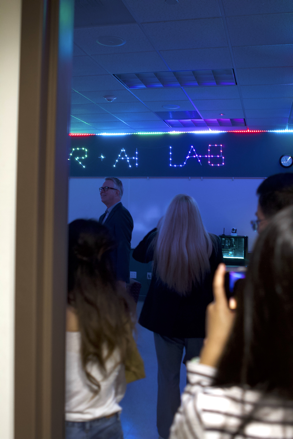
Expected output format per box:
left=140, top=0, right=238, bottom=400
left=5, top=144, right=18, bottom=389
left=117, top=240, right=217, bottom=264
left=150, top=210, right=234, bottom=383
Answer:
left=170, top=362, right=293, bottom=439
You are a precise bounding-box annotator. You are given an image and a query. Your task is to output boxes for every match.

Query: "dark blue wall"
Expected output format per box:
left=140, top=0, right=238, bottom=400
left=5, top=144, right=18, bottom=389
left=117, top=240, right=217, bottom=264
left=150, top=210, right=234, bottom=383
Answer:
left=69, top=132, right=293, bottom=178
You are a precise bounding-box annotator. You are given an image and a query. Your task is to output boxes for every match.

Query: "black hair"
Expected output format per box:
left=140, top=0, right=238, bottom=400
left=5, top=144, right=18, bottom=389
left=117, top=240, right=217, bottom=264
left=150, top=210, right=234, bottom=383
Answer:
left=257, top=173, right=293, bottom=218
left=214, top=205, right=293, bottom=398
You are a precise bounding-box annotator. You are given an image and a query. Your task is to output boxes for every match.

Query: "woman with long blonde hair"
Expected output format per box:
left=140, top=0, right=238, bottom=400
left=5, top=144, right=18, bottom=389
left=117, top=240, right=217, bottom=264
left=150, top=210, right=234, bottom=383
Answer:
left=133, top=194, right=223, bottom=439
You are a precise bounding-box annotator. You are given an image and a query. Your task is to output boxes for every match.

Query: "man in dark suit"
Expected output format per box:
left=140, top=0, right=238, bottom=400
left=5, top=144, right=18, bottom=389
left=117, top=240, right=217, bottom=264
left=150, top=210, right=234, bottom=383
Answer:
left=99, top=177, right=133, bottom=285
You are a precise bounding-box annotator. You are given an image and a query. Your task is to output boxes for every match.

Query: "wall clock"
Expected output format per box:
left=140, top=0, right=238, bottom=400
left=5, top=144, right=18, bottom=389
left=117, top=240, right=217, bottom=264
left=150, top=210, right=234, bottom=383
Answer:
left=280, top=155, right=293, bottom=168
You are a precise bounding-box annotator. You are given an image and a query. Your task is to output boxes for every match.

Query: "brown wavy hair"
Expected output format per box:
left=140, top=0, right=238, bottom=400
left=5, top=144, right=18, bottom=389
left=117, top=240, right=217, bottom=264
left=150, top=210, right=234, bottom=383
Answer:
left=68, top=219, right=135, bottom=393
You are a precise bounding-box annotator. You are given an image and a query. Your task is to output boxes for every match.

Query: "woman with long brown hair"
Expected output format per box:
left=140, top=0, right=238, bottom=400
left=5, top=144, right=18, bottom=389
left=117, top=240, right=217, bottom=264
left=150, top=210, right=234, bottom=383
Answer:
left=133, top=194, right=223, bottom=439
left=65, top=219, right=137, bottom=439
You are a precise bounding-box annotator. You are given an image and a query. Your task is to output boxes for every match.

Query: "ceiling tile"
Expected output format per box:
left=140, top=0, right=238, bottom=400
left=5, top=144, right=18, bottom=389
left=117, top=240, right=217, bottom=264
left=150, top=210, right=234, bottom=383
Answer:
left=74, top=24, right=154, bottom=56
left=246, top=118, right=288, bottom=129
left=194, top=99, right=243, bottom=110
left=74, top=0, right=136, bottom=28
left=71, top=103, right=109, bottom=114
left=81, top=89, right=140, bottom=104
left=130, top=88, right=187, bottom=101
left=73, top=44, right=86, bottom=56
left=200, top=109, right=244, bottom=118
left=160, top=47, right=233, bottom=70
left=186, top=86, right=240, bottom=100
left=222, top=0, right=293, bottom=16
left=243, top=98, right=293, bottom=110
left=227, top=14, right=293, bottom=46
left=92, top=51, right=167, bottom=74
left=96, top=129, right=136, bottom=133
left=236, top=67, right=293, bottom=86
left=111, top=112, right=161, bottom=121
left=97, top=102, right=150, bottom=112
left=145, top=100, right=196, bottom=111
left=245, top=108, right=290, bottom=118
left=142, top=19, right=228, bottom=51
left=71, top=91, right=92, bottom=104
left=72, top=74, right=126, bottom=91
left=127, top=120, right=170, bottom=129
left=124, top=0, right=221, bottom=22
left=85, top=121, right=131, bottom=129
left=240, top=85, right=293, bottom=99
left=72, top=56, right=107, bottom=76
left=73, top=113, right=120, bottom=123
left=233, top=45, right=293, bottom=68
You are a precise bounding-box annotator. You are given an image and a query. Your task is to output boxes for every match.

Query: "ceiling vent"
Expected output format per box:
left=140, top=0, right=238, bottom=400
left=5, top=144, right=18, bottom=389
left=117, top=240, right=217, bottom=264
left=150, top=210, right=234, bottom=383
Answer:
left=114, top=69, right=236, bottom=89
left=165, top=118, right=246, bottom=128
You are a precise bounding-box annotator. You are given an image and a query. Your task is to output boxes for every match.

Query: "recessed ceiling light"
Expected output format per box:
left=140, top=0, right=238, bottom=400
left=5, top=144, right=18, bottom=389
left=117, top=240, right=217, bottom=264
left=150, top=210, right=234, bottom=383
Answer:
left=220, top=113, right=225, bottom=116
left=97, top=36, right=126, bottom=47
left=163, top=105, right=180, bottom=110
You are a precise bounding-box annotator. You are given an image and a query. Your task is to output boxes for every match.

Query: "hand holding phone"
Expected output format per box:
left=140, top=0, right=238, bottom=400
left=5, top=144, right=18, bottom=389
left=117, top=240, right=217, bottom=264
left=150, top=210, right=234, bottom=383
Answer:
left=200, top=264, right=236, bottom=367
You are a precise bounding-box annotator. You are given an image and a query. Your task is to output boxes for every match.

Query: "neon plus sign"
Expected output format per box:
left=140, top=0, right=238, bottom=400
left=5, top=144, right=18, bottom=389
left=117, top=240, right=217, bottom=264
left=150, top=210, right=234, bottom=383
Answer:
left=169, top=144, right=224, bottom=167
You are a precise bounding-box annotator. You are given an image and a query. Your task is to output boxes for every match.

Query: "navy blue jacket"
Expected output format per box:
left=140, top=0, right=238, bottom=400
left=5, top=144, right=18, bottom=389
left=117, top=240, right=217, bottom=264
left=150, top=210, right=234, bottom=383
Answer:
left=99, top=202, right=133, bottom=283
left=133, top=229, right=223, bottom=338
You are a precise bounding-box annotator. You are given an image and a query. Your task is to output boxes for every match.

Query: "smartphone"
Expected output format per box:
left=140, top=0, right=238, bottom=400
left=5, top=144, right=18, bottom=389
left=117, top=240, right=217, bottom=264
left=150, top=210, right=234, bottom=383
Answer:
left=224, top=268, right=246, bottom=300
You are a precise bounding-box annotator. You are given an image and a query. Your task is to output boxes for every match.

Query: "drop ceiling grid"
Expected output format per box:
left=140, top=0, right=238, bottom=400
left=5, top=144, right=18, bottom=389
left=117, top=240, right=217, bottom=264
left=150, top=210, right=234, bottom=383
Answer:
left=70, top=0, right=293, bottom=133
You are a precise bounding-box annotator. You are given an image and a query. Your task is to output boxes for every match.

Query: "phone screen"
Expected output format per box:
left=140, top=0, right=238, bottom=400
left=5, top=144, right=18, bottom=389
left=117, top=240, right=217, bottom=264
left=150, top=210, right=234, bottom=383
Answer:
left=225, top=270, right=246, bottom=299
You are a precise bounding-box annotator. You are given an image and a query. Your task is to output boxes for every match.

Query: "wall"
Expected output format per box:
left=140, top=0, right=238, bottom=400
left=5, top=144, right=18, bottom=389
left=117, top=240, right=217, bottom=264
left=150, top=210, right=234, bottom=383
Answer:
left=68, top=177, right=262, bottom=252
left=0, top=1, right=22, bottom=438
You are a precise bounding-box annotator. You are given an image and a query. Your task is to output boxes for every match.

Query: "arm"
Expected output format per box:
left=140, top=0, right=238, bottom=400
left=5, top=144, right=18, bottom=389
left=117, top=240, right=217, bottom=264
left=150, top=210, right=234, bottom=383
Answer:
left=114, top=364, right=127, bottom=403
left=115, top=209, right=133, bottom=283
left=200, top=264, right=236, bottom=367
left=132, top=228, right=157, bottom=263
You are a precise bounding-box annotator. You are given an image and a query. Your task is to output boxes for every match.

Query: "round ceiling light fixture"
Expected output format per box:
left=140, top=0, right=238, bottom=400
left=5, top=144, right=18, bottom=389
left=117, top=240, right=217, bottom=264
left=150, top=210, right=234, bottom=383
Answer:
left=163, top=104, right=180, bottom=110
left=97, top=36, right=126, bottom=47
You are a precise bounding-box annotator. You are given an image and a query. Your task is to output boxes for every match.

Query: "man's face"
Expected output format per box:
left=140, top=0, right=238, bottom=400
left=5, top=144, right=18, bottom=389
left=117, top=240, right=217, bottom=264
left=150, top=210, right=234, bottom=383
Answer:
left=255, top=202, right=268, bottom=234
left=100, top=179, right=119, bottom=208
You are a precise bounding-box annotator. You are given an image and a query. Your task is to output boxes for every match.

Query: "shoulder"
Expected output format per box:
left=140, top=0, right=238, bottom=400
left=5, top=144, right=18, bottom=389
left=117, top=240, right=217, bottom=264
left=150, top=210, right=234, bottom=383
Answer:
left=119, top=203, right=133, bottom=223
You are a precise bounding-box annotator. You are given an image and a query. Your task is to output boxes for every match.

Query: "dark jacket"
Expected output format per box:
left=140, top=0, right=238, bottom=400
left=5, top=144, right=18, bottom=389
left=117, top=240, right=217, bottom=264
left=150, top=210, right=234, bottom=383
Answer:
left=132, top=229, right=223, bottom=338
left=99, top=202, right=133, bottom=283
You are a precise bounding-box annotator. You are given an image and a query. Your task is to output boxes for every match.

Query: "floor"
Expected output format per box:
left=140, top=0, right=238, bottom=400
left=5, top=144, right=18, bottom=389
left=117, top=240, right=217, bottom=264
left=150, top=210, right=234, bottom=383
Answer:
left=120, top=301, right=187, bottom=439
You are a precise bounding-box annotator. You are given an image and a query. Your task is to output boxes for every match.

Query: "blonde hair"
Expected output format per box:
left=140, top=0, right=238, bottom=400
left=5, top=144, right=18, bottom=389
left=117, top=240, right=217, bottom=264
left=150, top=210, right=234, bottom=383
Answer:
left=154, top=194, right=212, bottom=294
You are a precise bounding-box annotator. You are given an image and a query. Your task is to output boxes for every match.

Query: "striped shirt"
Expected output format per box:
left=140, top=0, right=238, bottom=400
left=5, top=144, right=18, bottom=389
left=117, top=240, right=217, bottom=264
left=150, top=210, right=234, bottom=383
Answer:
left=169, top=362, right=293, bottom=439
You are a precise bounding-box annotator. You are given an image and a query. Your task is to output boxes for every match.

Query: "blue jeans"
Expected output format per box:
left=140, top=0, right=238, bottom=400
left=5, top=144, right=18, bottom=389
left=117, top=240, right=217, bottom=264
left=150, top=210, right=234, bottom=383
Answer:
left=65, top=412, right=124, bottom=439
left=154, top=333, right=204, bottom=439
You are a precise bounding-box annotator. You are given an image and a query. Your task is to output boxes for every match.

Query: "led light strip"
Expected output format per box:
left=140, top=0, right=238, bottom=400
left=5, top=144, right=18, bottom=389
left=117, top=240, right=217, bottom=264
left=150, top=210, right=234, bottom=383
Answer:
left=70, top=129, right=293, bottom=136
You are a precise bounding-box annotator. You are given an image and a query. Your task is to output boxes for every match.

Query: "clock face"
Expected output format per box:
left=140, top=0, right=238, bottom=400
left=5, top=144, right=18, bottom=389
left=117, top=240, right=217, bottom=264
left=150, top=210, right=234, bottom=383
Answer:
left=280, top=155, right=293, bottom=168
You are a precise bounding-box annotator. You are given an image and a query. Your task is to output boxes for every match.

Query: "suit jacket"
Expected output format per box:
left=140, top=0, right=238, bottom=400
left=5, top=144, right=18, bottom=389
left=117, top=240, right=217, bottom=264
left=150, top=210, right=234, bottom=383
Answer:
left=132, top=230, right=223, bottom=338
left=99, top=202, right=133, bottom=283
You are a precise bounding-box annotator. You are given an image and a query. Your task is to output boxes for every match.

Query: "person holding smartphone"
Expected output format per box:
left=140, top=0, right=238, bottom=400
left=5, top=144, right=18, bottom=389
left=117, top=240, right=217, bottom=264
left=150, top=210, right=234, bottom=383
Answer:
left=170, top=205, right=293, bottom=439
